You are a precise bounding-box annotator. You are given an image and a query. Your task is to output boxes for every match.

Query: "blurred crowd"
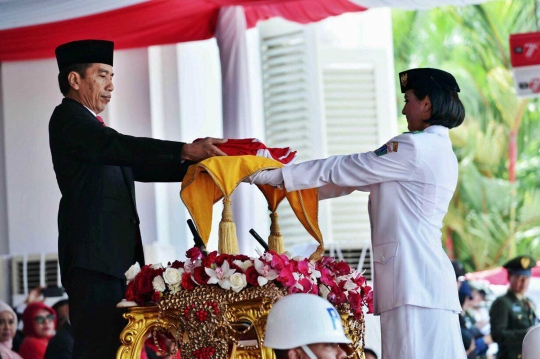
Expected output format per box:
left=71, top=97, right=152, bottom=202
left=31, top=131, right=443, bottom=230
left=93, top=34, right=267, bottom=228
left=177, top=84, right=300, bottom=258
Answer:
left=453, top=256, right=538, bottom=359
left=0, top=287, right=177, bottom=359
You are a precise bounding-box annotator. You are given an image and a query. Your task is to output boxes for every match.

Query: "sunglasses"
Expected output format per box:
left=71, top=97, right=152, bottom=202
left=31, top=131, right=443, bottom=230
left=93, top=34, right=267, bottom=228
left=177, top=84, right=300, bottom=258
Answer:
left=34, top=314, right=55, bottom=324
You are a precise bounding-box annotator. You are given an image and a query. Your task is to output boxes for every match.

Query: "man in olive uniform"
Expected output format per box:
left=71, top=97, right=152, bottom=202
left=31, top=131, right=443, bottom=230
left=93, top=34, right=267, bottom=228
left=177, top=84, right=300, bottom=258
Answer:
left=490, top=256, right=538, bottom=359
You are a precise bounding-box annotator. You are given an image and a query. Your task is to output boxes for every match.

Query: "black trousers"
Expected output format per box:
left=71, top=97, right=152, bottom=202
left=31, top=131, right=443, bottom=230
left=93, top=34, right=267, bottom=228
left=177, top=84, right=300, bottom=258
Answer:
left=66, top=267, right=127, bottom=359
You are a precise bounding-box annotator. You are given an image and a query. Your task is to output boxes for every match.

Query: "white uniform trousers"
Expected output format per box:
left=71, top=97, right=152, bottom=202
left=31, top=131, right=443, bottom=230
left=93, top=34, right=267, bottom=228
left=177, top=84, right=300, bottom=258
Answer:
left=380, top=305, right=466, bottom=359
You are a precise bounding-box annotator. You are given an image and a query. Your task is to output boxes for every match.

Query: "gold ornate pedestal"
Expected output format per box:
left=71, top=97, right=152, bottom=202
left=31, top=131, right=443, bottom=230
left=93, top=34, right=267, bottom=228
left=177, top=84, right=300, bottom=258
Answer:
left=117, top=284, right=365, bottom=359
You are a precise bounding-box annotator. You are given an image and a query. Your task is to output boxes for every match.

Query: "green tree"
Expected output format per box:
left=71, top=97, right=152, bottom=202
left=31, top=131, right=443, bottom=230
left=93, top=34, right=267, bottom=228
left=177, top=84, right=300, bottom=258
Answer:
left=393, top=0, right=540, bottom=272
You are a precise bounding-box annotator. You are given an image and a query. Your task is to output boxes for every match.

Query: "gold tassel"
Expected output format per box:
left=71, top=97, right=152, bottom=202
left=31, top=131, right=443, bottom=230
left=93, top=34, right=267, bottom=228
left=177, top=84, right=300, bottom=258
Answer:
left=218, top=197, right=239, bottom=254
left=268, top=212, right=285, bottom=254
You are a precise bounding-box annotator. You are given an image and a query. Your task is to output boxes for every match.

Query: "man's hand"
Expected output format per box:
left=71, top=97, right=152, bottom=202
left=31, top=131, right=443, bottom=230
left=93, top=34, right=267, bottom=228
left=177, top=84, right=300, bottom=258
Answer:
left=181, top=137, right=227, bottom=162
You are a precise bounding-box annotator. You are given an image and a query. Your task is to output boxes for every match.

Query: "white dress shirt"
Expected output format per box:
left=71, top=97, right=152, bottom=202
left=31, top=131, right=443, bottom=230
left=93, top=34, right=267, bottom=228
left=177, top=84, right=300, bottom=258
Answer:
left=282, top=125, right=461, bottom=314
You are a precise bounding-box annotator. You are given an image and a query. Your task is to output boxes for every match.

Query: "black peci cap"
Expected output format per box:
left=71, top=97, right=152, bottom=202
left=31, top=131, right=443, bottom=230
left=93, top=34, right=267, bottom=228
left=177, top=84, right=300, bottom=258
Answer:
left=55, top=40, right=114, bottom=71
left=399, top=68, right=460, bottom=93
left=503, top=255, right=536, bottom=277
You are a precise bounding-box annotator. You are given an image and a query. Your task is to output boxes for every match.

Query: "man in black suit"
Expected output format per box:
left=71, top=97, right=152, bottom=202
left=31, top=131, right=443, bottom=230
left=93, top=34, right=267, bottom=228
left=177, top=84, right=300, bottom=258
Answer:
left=49, top=40, right=226, bottom=358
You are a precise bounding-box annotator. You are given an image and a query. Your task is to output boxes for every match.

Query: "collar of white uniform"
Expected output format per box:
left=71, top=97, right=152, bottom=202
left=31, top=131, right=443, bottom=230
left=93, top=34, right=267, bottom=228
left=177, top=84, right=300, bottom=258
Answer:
left=424, top=125, right=449, bottom=136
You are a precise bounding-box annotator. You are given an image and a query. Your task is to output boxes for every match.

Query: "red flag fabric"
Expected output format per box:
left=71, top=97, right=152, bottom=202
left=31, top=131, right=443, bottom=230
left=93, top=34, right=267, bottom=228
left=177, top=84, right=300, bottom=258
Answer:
left=196, top=138, right=297, bottom=165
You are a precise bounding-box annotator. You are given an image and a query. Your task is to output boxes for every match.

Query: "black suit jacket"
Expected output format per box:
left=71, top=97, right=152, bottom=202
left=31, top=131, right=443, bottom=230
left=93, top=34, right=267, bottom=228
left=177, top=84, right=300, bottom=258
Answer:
left=49, top=98, right=192, bottom=283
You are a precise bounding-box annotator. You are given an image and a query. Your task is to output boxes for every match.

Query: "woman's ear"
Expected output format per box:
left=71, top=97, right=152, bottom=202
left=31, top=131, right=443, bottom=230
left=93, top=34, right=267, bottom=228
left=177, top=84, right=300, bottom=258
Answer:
left=422, top=95, right=432, bottom=118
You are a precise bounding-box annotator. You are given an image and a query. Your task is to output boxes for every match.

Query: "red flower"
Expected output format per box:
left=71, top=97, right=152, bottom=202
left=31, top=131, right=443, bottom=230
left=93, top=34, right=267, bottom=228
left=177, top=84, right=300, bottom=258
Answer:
left=333, top=261, right=351, bottom=275
left=186, top=247, right=202, bottom=261
left=134, top=267, right=154, bottom=296
left=320, top=268, right=336, bottom=287
left=277, top=267, right=296, bottom=287
left=298, top=277, right=317, bottom=294
left=151, top=292, right=162, bottom=302
left=170, top=260, right=184, bottom=269
left=270, top=252, right=289, bottom=270
left=361, top=285, right=372, bottom=296
left=214, top=254, right=231, bottom=267
left=366, top=291, right=374, bottom=314
left=125, top=282, right=136, bottom=301
left=353, top=273, right=366, bottom=287
left=297, top=259, right=311, bottom=277
left=245, top=266, right=260, bottom=287
left=181, top=272, right=196, bottom=290
left=232, top=254, right=250, bottom=261
left=202, top=251, right=218, bottom=267
left=192, top=266, right=210, bottom=285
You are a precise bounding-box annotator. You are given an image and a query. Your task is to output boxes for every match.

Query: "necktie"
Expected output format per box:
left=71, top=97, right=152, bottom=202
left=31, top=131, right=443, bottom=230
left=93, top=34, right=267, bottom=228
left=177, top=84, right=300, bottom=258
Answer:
left=96, top=115, right=106, bottom=127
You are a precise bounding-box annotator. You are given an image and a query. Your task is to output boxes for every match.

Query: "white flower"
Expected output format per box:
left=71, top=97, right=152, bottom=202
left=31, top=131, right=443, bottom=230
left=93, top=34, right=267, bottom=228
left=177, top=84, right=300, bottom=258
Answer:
left=184, top=259, right=200, bottom=274
left=254, top=259, right=279, bottom=287
left=151, top=262, right=164, bottom=270
left=257, top=276, right=268, bottom=287
left=169, top=282, right=182, bottom=294
left=233, top=259, right=253, bottom=272
left=125, top=262, right=141, bottom=284
left=152, top=275, right=166, bottom=292
left=255, top=247, right=265, bottom=257
left=230, top=273, right=247, bottom=292
left=343, top=279, right=357, bottom=292
left=163, top=267, right=184, bottom=286
left=308, top=261, right=321, bottom=280
left=205, top=261, right=236, bottom=290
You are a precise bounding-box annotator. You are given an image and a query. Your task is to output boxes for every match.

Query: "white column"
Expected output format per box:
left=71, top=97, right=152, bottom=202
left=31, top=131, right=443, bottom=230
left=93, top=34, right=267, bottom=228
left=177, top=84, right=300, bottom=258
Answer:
left=0, top=64, right=8, bottom=255
left=215, top=6, right=261, bottom=255
left=147, top=44, right=189, bottom=263
left=108, top=48, right=158, bottom=249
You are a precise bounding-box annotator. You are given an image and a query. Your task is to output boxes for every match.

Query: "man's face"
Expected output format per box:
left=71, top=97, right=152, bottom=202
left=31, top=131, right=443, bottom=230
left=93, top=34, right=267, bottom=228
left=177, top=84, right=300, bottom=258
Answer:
left=509, top=274, right=530, bottom=295
left=290, top=343, right=347, bottom=359
left=401, top=89, right=431, bottom=132
left=71, top=63, right=114, bottom=114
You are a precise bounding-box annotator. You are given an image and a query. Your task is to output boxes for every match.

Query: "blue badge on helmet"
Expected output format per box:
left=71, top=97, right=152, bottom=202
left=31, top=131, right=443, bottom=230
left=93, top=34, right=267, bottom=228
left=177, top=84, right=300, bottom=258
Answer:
left=326, top=307, right=340, bottom=330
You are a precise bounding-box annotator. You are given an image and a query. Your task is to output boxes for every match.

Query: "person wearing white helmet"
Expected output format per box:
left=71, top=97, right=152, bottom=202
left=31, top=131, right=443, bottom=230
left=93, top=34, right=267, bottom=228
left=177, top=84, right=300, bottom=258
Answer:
left=265, top=294, right=350, bottom=359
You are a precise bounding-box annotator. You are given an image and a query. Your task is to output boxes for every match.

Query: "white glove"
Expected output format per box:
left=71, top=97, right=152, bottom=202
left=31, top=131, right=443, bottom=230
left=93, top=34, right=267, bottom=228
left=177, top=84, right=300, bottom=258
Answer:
left=245, top=168, right=284, bottom=187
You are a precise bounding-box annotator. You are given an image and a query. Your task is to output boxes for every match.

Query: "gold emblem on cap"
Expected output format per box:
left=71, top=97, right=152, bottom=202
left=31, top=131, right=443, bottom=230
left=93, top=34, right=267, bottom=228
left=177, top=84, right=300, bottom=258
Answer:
left=400, top=73, right=408, bottom=87
left=521, top=257, right=530, bottom=269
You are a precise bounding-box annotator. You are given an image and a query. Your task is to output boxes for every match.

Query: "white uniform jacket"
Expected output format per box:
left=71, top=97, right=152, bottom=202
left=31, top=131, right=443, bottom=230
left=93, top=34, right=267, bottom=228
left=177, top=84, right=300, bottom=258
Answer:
left=282, top=125, right=461, bottom=315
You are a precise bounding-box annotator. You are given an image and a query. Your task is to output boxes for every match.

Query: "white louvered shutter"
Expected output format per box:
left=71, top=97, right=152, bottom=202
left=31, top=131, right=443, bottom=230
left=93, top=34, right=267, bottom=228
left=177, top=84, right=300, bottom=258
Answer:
left=259, top=20, right=324, bottom=247
left=259, top=19, right=397, bottom=257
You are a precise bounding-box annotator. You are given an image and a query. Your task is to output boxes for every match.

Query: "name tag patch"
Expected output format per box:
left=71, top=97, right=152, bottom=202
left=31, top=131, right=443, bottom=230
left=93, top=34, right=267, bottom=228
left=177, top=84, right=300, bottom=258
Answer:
left=374, top=142, right=398, bottom=156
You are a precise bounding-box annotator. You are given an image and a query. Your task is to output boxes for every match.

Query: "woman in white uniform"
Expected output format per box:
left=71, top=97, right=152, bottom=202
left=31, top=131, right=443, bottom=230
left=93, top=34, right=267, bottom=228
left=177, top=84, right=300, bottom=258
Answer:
left=249, top=68, right=467, bottom=359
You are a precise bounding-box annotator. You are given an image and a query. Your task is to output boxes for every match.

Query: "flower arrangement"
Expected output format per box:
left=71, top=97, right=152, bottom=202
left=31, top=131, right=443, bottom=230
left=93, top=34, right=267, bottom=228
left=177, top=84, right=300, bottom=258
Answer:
left=125, top=247, right=373, bottom=319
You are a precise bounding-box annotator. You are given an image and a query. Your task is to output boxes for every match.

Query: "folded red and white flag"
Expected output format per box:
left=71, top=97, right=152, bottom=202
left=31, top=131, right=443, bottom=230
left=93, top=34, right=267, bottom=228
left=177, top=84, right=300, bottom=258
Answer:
left=196, top=138, right=297, bottom=165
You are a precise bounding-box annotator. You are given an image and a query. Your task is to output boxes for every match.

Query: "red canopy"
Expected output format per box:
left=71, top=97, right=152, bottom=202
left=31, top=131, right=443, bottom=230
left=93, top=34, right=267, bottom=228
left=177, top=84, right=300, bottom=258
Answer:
left=0, top=0, right=365, bottom=62
left=466, top=261, right=540, bottom=285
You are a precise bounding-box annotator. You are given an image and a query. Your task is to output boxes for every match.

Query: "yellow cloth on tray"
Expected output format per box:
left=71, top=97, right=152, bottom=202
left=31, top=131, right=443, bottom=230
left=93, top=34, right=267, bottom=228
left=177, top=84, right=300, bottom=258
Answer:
left=180, top=155, right=325, bottom=260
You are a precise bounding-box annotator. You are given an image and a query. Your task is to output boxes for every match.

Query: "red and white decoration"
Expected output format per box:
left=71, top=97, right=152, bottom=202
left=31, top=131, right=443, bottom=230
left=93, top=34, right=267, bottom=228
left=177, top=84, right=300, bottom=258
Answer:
left=0, top=0, right=489, bottom=62
left=510, top=31, right=540, bottom=98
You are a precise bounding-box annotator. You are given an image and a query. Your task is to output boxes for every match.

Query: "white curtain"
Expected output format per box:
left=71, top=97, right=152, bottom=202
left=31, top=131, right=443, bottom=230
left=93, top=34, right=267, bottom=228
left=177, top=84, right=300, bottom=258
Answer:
left=215, top=6, right=258, bottom=255
left=0, top=0, right=149, bottom=30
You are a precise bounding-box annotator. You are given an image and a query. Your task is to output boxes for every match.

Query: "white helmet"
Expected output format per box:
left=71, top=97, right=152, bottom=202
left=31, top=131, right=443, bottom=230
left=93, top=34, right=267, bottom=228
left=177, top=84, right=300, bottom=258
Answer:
left=523, top=325, right=540, bottom=359
left=264, top=293, right=352, bottom=349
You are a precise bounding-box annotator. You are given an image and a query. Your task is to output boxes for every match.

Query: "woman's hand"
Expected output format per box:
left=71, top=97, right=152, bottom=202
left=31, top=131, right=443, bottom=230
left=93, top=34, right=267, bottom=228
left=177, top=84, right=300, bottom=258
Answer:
left=245, top=168, right=284, bottom=187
